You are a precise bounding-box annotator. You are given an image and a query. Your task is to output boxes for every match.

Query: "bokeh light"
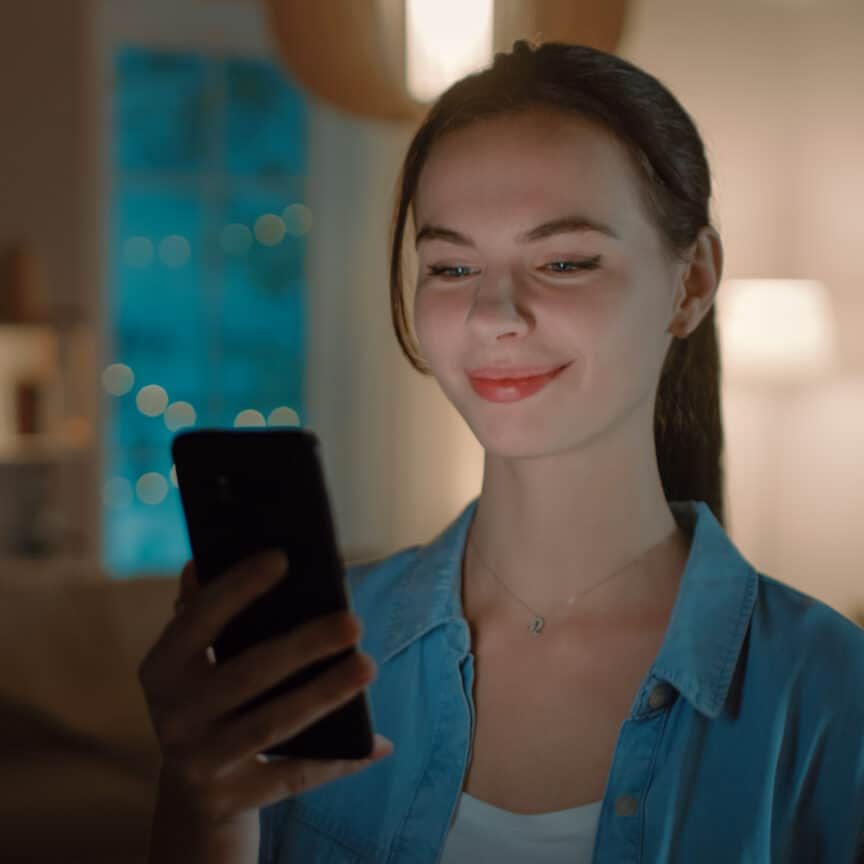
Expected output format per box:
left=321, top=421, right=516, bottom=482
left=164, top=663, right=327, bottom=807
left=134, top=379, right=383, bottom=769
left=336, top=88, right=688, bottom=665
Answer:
left=158, top=234, right=191, bottom=268
left=254, top=214, right=286, bottom=246
left=101, top=363, right=135, bottom=396
left=234, top=409, right=266, bottom=427
left=163, top=400, right=197, bottom=431
left=267, top=406, right=300, bottom=426
left=136, top=384, right=169, bottom=417
left=136, top=472, right=169, bottom=505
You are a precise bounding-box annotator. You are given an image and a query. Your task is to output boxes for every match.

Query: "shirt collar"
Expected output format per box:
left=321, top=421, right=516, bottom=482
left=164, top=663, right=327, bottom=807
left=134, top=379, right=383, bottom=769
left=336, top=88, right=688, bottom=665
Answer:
left=377, top=496, right=758, bottom=719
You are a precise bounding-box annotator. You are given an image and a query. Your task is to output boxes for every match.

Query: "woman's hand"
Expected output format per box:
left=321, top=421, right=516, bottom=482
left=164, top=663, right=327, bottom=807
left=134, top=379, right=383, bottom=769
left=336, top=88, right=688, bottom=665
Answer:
left=138, top=548, right=394, bottom=826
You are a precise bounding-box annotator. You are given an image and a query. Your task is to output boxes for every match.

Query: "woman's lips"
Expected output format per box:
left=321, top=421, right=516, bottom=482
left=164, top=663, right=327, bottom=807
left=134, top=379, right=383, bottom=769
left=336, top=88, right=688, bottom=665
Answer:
left=467, top=363, right=565, bottom=379
left=467, top=363, right=569, bottom=403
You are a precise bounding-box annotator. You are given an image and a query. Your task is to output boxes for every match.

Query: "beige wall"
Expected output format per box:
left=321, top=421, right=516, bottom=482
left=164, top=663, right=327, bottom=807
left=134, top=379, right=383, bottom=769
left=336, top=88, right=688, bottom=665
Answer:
left=621, top=0, right=864, bottom=617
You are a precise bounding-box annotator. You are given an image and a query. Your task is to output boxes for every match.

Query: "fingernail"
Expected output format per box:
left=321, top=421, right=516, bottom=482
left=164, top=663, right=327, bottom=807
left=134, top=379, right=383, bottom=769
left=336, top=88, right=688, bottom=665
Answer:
left=372, top=733, right=394, bottom=755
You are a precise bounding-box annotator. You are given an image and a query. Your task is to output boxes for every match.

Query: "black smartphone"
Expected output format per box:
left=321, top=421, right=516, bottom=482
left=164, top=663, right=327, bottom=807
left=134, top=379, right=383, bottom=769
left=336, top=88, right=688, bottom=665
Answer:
left=171, top=426, right=375, bottom=762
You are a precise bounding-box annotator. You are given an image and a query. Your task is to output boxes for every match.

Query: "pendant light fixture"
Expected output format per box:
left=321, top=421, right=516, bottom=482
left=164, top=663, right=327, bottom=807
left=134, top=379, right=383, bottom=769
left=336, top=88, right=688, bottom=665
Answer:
left=264, top=0, right=630, bottom=122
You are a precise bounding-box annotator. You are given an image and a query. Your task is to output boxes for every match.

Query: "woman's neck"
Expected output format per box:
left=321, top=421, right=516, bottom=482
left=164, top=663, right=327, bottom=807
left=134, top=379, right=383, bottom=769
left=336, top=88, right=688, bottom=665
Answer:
left=460, top=516, right=691, bottom=650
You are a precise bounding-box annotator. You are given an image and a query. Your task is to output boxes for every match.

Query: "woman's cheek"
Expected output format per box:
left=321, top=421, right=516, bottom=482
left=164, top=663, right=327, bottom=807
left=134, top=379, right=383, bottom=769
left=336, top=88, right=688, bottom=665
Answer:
left=413, top=288, right=452, bottom=364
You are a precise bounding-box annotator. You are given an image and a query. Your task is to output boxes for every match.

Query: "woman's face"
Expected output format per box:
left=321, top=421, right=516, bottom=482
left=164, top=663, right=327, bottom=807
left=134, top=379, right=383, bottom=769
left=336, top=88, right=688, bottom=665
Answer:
left=412, top=108, right=689, bottom=458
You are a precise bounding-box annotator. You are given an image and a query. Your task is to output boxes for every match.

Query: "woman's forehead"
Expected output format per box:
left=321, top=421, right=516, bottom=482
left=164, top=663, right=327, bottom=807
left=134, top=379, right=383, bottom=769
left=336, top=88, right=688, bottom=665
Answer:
left=414, top=115, right=642, bottom=231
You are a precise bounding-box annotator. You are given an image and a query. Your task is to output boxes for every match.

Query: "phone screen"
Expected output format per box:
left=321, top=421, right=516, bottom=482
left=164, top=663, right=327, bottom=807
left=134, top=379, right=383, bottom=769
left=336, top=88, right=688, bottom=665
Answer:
left=171, top=427, right=374, bottom=761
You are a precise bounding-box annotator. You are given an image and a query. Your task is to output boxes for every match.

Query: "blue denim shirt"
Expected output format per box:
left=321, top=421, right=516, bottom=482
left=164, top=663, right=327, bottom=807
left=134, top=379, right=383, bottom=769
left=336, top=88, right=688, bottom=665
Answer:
left=259, top=497, right=864, bottom=863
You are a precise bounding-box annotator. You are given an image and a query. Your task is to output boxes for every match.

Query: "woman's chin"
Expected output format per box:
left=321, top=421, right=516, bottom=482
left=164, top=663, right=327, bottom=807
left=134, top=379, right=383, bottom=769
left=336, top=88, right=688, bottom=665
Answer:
left=467, top=421, right=566, bottom=460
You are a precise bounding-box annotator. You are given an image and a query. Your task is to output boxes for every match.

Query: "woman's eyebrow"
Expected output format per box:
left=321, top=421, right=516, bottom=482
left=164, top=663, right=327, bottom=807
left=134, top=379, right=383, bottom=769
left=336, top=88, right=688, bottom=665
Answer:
left=414, top=214, right=620, bottom=248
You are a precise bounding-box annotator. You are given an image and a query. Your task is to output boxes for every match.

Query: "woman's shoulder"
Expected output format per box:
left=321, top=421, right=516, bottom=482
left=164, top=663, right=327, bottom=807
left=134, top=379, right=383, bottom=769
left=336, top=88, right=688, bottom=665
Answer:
left=345, top=544, right=423, bottom=590
left=754, top=570, right=864, bottom=701
left=757, top=571, right=863, bottom=642
left=342, top=545, right=425, bottom=632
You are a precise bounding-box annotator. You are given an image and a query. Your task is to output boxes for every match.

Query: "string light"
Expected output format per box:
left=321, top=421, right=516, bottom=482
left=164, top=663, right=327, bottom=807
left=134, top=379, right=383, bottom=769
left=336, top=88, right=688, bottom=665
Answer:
left=136, top=472, right=169, bottom=505
left=234, top=409, right=266, bottom=427
left=254, top=214, right=286, bottom=246
left=158, top=235, right=191, bottom=268
left=101, top=363, right=135, bottom=396
left=136, top=384, right=169, bottom=417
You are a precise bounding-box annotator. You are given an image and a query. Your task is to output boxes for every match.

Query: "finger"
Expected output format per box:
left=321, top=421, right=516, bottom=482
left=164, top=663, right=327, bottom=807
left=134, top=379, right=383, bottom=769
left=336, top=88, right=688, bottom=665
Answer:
left=162, top=548, right=288, bottom=670
left=182, top=610, right=359, bottom=731
left=199, top=650, right=373, bottom=779
left=196, top=737, right=393, bottom=822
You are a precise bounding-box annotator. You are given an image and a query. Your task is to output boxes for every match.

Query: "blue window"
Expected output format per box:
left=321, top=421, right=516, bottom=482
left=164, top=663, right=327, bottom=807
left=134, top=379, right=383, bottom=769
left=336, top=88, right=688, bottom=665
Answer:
left=103, top=45, right=309, bottom=577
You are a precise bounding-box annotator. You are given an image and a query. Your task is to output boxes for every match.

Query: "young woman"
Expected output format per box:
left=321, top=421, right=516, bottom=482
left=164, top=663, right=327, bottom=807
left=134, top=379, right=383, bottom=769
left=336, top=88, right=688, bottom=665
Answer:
left=142, top=39, right=864, bottom=864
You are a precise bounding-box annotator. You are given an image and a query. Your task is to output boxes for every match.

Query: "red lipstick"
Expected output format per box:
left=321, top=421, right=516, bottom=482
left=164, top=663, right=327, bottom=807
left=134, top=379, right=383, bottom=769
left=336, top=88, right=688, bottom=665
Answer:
left=467, top=363, right=569, bottom=403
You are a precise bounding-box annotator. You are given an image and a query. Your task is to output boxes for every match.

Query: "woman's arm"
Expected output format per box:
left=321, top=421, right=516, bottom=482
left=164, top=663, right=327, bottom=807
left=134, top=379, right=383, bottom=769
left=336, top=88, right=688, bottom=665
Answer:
left=146, top=769, right=259, bottom=864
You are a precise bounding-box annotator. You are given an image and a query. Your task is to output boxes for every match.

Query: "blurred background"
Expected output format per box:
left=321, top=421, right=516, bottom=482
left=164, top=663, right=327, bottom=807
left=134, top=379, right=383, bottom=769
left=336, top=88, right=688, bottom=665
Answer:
left=0, top=0, right=862, bottom=860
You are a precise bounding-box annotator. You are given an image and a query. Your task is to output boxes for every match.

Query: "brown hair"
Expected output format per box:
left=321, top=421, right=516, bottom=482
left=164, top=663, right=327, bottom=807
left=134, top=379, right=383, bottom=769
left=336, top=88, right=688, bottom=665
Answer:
left=388, top=39, right=725, bottom=527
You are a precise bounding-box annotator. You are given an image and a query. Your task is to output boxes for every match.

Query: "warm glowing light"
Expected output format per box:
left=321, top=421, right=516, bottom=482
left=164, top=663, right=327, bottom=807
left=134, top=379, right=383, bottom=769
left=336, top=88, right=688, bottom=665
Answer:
left=103, top=476, right=133, bottom=509
left=717, top=279, right=837, bottom=383
left=60, top=415, right=92, bottom=446
left=234, top=409, right=267, bottom=427
left=267, top=406, right=300, bottom=426
left=163, top=401, right=197, bottom=431
left=123, top=236, right=155, bottom=268
left=158, top=235, right=191, bottom=268
left=405, top=0, right=493, bottom=103
left=220, top=223, right=253, bottom=255
left=282, top=204, right=313, bottom=237
left=137, top=472, right=169, bottom=505
left=101, top=363, right=135, bottom=396
left=254, top=214, right=286, bottom=246
left=136, top=384, right=169, bottom=417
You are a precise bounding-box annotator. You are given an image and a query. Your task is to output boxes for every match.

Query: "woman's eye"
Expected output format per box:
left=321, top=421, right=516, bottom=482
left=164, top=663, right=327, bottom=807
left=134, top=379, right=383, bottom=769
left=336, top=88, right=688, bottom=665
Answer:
left=425, top=258, right=600, bottom=280
left=426, top=265, right=476, bottom=280
left=544, top=257, right=601, bottom=273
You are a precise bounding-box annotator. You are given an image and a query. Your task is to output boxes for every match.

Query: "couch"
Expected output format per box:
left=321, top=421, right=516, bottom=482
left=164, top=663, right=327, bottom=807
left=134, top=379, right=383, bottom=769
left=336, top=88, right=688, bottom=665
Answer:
left=0, top=551, right=385, bottom=864
left=0, top=567, right=180, bottom=864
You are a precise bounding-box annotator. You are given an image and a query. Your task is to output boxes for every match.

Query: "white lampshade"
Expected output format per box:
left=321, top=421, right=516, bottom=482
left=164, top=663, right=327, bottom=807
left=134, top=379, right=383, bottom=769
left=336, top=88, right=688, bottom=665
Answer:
left=717, top=279, right=837, bottom=384
left=405, top=0, right=494, bottom=103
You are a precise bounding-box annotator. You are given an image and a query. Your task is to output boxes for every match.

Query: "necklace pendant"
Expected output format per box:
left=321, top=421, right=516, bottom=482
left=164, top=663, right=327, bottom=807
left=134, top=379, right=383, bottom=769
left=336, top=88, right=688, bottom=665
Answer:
left=528, top=616, right=545, bottom=636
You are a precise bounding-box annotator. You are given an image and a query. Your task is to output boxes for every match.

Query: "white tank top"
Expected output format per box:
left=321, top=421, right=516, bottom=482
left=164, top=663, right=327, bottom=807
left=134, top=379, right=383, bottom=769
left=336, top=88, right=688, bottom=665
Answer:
left=439, top=792, right=603, bottom=863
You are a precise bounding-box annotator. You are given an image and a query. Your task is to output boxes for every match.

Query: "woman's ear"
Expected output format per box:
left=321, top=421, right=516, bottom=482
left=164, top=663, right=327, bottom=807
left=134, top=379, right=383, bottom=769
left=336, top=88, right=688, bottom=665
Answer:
left=666, top=226, right=723, bottom=338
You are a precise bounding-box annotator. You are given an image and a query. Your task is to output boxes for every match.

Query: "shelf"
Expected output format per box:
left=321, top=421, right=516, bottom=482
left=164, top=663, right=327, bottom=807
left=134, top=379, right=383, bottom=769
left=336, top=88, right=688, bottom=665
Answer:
left=0, top=556, right=104, bottom=585
left=0, top=435, right=92, bottom=465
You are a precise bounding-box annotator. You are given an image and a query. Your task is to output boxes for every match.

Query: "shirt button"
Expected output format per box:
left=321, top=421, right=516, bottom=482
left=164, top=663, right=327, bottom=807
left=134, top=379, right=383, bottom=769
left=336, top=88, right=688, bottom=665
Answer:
left=615, top=794, right=639, bottom=817
left=648, top=682, right=675, bottom=710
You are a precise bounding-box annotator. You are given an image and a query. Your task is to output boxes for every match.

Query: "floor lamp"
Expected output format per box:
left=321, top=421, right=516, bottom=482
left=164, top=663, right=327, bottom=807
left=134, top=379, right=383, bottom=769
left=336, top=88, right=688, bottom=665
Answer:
left=717, top=278, right=838, bottom=571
